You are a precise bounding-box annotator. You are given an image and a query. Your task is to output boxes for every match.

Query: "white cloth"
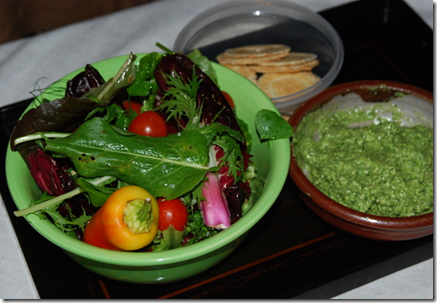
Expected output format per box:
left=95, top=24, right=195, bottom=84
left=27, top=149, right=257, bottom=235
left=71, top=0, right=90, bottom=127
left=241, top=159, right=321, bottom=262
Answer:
left=0, top=0, right=433, bottom=299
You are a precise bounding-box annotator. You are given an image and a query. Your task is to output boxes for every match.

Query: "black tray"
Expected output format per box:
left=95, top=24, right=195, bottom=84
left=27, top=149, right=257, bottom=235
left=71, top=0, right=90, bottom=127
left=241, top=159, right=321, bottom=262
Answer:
left=1, top=0, right=432, bottom=299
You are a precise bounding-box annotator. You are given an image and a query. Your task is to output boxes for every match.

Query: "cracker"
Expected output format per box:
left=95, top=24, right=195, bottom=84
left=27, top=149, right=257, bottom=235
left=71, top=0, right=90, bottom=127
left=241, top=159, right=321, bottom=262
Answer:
left=216, top=52, right=288, bottom=65
left=223, top=44, right=291, bottom=58
left=252, top=59, right=319, bottom=74
left=257, top=52, right=317, bottom=66
left=222, top=64, right=257, bottom=83
left=256, top=72, right=321, bottom=99
left=217, top=44, right=321, bottom=99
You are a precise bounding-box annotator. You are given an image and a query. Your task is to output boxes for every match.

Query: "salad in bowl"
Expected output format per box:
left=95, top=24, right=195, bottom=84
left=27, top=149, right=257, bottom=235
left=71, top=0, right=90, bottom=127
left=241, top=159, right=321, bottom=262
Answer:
left=8, top=45, right=292, bottom=256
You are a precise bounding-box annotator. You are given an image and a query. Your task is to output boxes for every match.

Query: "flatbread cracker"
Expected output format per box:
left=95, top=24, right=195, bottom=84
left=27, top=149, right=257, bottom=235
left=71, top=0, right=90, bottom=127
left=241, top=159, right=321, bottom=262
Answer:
left=253, top=59, right=319, bottom=74
left=222, top=64, right=257, bottom=83
left=217, top=44, right=321, bottom=99
left=223, top=44, right=290, bottom=58
left=256, top=72, right=321, bottom=99
left=257, top=52, right=317, bottom=66
left=216, top=52, right=288, bottom=65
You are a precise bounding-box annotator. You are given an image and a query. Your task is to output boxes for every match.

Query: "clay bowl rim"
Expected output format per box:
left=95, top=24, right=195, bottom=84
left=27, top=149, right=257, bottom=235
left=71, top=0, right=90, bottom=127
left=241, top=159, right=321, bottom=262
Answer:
left=288, top=80, right=433, bottom=231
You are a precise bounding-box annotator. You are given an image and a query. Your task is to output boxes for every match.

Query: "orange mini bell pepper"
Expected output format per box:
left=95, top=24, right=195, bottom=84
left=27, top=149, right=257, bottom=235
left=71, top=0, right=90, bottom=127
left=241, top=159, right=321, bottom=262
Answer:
left=84, top=185, right=159, bottom=251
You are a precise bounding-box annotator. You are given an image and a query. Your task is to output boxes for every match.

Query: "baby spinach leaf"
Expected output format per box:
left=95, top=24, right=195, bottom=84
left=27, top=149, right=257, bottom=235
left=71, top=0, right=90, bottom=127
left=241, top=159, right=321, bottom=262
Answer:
left=255, top=109, right=293, bottom=141
left=127, top=52, right=164, bottom=109
left=44, top=117, right=210, bottom=200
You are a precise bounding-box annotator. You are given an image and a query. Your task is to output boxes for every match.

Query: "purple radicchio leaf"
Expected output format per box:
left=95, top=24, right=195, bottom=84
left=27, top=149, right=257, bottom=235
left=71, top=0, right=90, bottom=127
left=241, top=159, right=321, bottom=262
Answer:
left=27, top=149, right=75, bottom=196
left=65, top=64, right=105, bottom=98
left=10, top=68, right=103, bottom=233
left=154, top=54, right=243, bottom=133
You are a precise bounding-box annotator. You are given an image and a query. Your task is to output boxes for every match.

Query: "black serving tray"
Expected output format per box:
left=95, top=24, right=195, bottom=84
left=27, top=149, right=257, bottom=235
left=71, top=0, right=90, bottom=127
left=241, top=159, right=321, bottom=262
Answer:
left=1, top=0, right=433, bottom=299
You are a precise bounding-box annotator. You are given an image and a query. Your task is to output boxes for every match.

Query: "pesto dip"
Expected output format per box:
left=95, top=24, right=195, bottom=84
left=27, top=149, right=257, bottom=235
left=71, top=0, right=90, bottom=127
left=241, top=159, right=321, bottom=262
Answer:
left=293, top=103, right=433, bottom=217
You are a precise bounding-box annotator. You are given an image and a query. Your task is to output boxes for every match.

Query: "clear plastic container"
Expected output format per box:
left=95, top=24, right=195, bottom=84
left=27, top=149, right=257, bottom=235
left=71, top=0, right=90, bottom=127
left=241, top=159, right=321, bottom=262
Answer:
left=174, top=0, right=344, bottom=114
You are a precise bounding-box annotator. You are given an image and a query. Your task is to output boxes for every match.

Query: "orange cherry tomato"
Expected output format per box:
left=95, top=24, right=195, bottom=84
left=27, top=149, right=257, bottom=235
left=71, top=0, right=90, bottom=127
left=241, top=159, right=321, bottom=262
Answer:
left=157, top=198, right=188, bottom=232
left=127, top=111, right=168, bottom=137
left=122, top=100, right=142, bottom=115
left=221, top=91, right=235, bottom=109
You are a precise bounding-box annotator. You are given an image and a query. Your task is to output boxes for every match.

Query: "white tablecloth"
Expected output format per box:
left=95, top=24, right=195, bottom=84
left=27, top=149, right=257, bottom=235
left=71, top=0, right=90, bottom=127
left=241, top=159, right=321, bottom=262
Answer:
left=0, top=0, right=433, bottom=299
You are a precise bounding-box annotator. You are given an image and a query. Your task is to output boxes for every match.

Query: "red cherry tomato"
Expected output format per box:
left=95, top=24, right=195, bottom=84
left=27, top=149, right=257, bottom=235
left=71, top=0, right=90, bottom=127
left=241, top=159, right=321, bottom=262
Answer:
left=221, top=91, right=235, bottom=109
left=122, top=100, right=142, bottom=115
left=127, top=111, right=167, bottom=137
left=157, top=198, right=188, bottom=232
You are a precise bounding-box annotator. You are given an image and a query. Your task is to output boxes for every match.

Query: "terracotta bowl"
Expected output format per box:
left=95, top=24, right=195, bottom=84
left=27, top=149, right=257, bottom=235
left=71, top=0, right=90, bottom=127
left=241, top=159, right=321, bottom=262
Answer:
left=288, top=80, right=433, bottom=241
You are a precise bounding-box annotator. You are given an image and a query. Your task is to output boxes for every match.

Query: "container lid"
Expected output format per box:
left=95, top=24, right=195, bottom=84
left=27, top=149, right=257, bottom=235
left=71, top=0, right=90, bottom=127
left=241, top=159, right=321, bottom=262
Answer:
left=174, top=0, right=344, bottom=113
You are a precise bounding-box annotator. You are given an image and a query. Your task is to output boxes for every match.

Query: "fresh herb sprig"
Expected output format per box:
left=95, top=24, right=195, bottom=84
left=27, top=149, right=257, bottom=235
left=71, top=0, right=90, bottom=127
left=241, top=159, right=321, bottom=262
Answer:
left=158, top=69, right=202, bottom=130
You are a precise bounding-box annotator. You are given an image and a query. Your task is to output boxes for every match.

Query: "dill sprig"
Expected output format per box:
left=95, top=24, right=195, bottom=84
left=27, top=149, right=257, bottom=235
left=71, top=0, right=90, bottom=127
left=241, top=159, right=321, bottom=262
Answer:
left=158, top=69, right=202, bottom=130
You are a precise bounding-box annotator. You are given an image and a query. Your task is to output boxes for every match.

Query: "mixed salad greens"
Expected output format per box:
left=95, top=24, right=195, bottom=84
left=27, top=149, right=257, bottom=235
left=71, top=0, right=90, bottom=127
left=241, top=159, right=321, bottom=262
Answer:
left=10, top=45, right=293, bottom=252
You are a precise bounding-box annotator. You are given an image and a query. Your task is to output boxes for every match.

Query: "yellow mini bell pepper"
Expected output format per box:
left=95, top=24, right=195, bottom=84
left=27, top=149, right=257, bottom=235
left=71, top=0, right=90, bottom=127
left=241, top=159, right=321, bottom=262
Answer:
left=84, top=185, right=159, bottom=251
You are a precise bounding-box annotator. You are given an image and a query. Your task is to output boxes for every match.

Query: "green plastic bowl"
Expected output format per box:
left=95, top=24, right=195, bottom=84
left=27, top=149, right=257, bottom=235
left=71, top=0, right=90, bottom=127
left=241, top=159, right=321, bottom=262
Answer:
left=6, top=54, right=290, bottom=283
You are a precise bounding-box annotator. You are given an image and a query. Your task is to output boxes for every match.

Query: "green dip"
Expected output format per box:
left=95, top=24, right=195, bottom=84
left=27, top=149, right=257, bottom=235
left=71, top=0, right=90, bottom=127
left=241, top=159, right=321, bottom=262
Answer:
left=293, top=103, right=433, bottom=217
